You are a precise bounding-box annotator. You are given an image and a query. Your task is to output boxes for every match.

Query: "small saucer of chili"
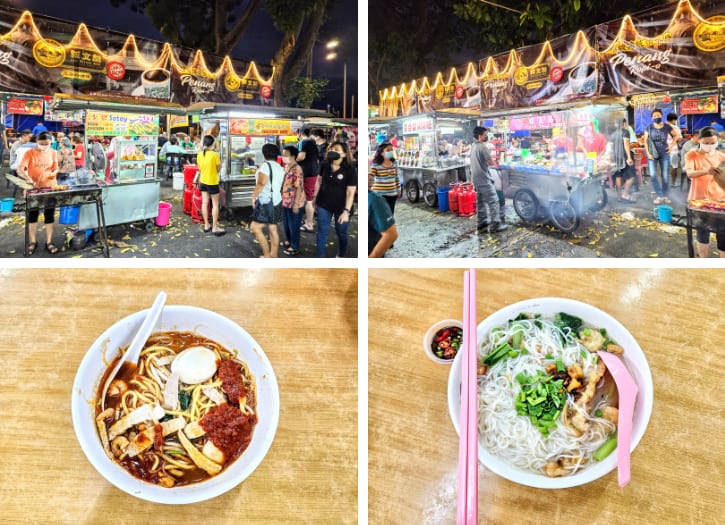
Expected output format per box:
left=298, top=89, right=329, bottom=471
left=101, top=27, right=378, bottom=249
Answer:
left=423, top=319, right=463, bottom=364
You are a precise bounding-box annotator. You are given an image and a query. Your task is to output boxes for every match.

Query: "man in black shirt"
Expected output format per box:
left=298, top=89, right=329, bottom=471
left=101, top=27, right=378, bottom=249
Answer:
left=297, top=128, right=320, bottom=232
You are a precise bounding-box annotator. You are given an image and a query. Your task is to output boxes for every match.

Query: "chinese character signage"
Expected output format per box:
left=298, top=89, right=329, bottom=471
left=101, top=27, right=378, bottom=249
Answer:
left=85, top=110, right=159, bottom=137
left=229, top=118, right=292, bottom=135
left=402, top=117, right=434, bottom=134
left=7, top=97, right=43, bottom=115
left=0, top=9, right=275, bottom=106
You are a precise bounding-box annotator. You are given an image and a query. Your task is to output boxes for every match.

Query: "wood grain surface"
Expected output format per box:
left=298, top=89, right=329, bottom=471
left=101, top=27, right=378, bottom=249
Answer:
left=369, top=268, right=724, bottom=525
left=0, top=269, right=358, bottom=524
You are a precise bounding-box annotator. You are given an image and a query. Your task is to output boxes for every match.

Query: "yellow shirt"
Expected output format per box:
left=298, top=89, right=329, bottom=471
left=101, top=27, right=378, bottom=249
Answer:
left=196, top=150, right=220, bottom=185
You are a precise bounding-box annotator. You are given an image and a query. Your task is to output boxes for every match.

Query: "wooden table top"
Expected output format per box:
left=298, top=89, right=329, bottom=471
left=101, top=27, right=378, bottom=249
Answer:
left=0, top=269, right=358, bottom=524
left=369, top=268, right=724, bottom=525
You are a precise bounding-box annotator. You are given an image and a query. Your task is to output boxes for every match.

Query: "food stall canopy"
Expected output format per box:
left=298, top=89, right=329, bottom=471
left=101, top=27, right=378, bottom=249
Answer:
left=188, top=102, right=332, bottom=120
left=0, top=8, right=274, bottom=107
left=379, top=0, right=724, bottom=117
left=52, top=93, right=187, bottom=115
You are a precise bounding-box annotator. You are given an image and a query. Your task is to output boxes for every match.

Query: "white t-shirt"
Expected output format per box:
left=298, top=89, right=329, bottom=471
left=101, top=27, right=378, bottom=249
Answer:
left=257, top=160, right=285, bottom=206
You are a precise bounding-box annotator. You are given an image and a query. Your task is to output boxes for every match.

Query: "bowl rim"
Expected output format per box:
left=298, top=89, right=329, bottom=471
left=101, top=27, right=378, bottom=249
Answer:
left=71, top=304, right=280, bottom=504
left=447, top=297, right=654, bottom=489
left=423, top=319, right=463, bottom=364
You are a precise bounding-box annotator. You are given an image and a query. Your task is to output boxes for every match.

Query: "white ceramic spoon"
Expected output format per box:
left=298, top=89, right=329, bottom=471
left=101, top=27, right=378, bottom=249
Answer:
left=101, top=291, right=167, bottom=409
left=597, top=350, right=638, bottom=487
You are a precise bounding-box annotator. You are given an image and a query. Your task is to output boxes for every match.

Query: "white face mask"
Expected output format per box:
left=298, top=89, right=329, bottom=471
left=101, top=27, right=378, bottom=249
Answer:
left=281, top=156, right=290, bottom=166
left=700, top=143, right=717, bottom=153
left=37, top=144, right=50, bottom=151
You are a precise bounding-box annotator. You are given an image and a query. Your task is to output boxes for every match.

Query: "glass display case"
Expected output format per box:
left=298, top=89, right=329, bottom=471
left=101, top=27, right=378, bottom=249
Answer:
left=114, top=138, right=157, bottom=181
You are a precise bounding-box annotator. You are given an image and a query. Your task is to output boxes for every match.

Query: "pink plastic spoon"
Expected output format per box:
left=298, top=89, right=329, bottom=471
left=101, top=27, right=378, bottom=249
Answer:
left=597, top=351, right=638, bottom=487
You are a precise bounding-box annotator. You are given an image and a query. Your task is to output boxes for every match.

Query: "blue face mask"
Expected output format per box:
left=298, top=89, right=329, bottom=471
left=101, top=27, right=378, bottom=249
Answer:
left=384, top=151, right=395, bottom=160
left=652, top=117, right=662, bottom=124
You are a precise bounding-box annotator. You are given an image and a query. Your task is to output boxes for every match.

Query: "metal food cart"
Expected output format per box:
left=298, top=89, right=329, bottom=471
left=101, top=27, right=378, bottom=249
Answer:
left=686, top=202, right=725, bottom=258
left=371, top=112, right=477, bottom=207
left=188, top=103, right=333, bottom=214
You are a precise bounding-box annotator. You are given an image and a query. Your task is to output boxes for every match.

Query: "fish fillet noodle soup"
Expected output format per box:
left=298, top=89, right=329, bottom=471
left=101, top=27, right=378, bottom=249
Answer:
left=478, top=313, right=622, bottom=477
left=95, top=331, right=257, bottom=487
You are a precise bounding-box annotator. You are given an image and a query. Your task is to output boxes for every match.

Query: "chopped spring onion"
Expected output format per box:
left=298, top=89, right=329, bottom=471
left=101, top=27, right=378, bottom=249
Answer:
left=555, top=358, right=565, bottom=373
left=595, top=409, right=603, bottom=418
left=594, top=435, right=617, bottom=461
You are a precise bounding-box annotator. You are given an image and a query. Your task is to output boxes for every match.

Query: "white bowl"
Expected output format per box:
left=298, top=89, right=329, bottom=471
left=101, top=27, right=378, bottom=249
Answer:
left=447, top=297, right=653, bottom=489
left=423, top=319, right=463, bottom=364
left=71, top=305, right=280, bottom=504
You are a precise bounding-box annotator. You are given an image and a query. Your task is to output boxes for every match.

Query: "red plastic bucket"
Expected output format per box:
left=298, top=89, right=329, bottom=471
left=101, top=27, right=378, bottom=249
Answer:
left=155, top=201, right=172, bottom=227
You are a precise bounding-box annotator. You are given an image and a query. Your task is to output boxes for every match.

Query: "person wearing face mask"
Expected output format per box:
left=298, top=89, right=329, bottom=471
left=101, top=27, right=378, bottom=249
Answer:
left=56, top=137, right=76, bottom=184
left=296, top=128, right=320, bottom=233
left=18, top=131, right=59, bottom=255
left=280, top=145, right=305, bottom=255
left=685, top=126, right=725, bottom=258
left=314, top=142, right=357, bottom=257
left=250, top=143, right=285, bottom=258
left=471, top=126, right=507, bottom=233
left=369, top=142, right=400, bottom=216
left=643, top=109, right=679, bottom=204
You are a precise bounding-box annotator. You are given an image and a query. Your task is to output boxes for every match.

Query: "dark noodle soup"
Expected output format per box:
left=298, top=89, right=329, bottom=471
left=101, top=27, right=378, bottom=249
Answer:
left=95, top=331, right=257, bottom=487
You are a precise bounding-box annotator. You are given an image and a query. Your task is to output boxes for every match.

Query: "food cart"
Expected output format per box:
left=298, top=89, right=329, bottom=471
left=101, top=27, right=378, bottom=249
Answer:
left=488, top=103, right=620, bottom=232
left=51, top=95, right=187, bottom=231
left=189, top=103, right=332, bottom=213
left=371, top=111, right=477, bottom=207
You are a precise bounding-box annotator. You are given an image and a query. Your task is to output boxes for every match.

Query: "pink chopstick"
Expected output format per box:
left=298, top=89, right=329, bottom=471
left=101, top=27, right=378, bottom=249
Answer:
left=457, top=269, right=478, bottom=525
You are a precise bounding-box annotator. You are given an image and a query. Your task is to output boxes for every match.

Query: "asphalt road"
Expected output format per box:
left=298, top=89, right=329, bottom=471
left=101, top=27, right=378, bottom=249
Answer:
left=0, top=173, right=358, bottom=259
left=387, top=178, right=705, bottom=258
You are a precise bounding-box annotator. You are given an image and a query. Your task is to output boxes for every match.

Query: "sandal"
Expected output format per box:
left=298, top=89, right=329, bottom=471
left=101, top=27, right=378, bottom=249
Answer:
left=213, top=228, right=226, bottom=237
left=45, top=242, right=59, bottom=254
left=284, top=247, right=300, bottom=256
left=203, top=226, right=212, bottom=233
left=300, top=224, right=314, bottom=233
left=653, top=197, right=663, bottom=204
left=27, top=241, right=37, bottom=256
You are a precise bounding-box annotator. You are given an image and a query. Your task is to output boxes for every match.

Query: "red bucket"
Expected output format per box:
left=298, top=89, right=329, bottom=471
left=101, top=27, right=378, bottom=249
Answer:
left=155, top=201, right=172, bottom=227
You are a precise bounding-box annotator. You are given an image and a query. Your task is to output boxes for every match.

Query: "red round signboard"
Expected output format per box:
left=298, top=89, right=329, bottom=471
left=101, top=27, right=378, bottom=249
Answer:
left=260, top=85, right=272, bottom=99
left=107, top=61, right=126, bottom=81
left=550, top=66, right=564, bottom=83
left=455, top=85, right=465, bottom=99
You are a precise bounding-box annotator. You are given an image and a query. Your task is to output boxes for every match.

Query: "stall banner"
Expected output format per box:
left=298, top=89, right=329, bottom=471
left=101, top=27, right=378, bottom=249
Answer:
left=679, top=95, right=719, bottom=115
left=85, top=110, right=159, bottom=137
left=168, top=115, right=188, bottom=129
left=401, top=117, right=434, bottom=134
left=7, top=97, right=43, bottom=115
left=0, top=9, right=274, bottom=106
left=509, top=110, right=592, bottom=131
left=597, top=2, right=725, bottom=97
left=229, top=118, right=291, bottom=136
left=719, top=75, right=725, bottom=118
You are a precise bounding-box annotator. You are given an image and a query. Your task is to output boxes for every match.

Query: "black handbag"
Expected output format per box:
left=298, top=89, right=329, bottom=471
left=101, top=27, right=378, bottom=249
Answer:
left=251, top=162, right=276, bottom=223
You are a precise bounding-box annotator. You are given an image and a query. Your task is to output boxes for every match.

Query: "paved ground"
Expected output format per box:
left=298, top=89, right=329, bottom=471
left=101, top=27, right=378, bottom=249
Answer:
left=388, top=177, right=708, bottom=258
left=0, top=171, right=358, bottom=259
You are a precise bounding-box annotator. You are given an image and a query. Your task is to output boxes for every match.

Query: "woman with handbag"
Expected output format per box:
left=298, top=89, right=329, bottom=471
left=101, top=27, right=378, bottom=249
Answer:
left=194, top=135, right=225, bottom=235
left=280, top=145, right=306, bottom=255
left=314, top=141, right=357, bottom=257
left=250, top=143, right=285, bottom=257
left=685, top=126, right=725, bottom=258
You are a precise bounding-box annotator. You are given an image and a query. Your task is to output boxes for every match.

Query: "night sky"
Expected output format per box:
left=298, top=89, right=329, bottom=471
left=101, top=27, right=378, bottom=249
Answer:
left=10, top=0, right=358, bottom=112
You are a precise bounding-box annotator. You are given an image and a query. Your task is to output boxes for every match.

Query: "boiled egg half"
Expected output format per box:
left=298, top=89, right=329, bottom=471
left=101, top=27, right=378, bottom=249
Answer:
left=171, top=346, right=218, bottom=384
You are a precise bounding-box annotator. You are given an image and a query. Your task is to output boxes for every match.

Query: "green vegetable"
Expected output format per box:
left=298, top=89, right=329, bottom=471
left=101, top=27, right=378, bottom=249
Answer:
left=160, top=413, right=174, bottom=422
left=179, top=390, right=191, bottom=411
left=555, top=358, right=565, bottom=373
left=513, top=313, right=529, bottom=321
left=594, top=435, right=618, bottom=461
left=544, top=354, right=553, bottom=360
left=595, top=409, right=603, bottom=418
left=534, top=320, right=543, bottom=329
left=582, top=328, right=591, bottom=337
left=554, top=312, right=584, bottom=333
left=512, top=330, right=523, bottom=350
left=483, top=342, right=514, bottom=366
left=515, top=371, right=567, bottom=436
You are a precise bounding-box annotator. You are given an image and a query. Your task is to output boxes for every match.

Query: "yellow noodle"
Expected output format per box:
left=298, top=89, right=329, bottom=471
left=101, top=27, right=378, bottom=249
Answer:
left=159, top=453, right=196, bottom=469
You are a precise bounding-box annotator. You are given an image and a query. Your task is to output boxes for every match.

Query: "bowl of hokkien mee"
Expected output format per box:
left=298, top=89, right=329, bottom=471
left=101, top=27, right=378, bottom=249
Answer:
left=447, top=298, right=653, bottom=489
left=72, top=304, right=280, bottom=503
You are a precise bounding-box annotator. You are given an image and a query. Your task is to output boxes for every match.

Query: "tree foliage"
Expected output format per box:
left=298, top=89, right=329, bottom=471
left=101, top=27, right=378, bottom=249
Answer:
left=286, top=77, right=329, bottom=108
left=109, top=0, right=336, bottom=105
left=369, top=0, right=666, bottom=98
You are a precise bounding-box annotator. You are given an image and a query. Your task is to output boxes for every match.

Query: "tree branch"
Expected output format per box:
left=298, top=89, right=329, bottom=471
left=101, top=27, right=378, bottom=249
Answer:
left=214, top=0, right=225, bottom=54
left=220, top=0, right=263, bottom=56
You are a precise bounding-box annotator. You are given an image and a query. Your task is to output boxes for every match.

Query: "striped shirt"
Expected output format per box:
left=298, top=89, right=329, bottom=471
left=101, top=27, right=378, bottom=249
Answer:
left=369, top=163, right=399, bottom=196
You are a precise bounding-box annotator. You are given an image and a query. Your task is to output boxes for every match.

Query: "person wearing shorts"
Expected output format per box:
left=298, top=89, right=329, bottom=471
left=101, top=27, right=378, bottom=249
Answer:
left=194, top=135, right=225, bottom=236
left=18, top=132, right=59, bottom=255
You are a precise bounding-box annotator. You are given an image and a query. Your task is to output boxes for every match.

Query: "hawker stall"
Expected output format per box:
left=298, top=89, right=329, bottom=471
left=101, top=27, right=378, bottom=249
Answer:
left=491, top=104, right=620, bottom=232
left=56, top=105, right=165, bottom=232
left=190, top=103, right=332, bottom=213
left=686, top=200, right=725, bottom=258
left=375, top=112, right=475, bottom=207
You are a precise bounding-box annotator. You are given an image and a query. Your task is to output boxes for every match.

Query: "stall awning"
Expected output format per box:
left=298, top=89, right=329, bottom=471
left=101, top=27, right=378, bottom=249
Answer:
left=52, top=93, right=188, bottom=116
left=187, top=102, right=332, bottom=120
